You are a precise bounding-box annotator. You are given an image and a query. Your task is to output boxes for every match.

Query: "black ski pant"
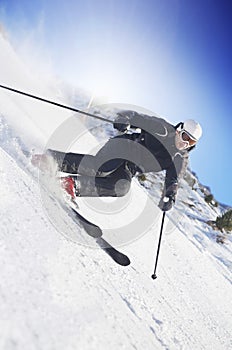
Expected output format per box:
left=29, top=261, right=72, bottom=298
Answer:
left=47, top=149, right=133, bottom=197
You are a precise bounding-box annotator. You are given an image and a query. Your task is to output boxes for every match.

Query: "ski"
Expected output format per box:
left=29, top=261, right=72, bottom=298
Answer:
left=71, top=208, right=102, bottom=238
left=96, top=237, right=131, bottom=266
left=72, top=208, right=130, bottom=265
left=28, top=153, right=131, bottom=266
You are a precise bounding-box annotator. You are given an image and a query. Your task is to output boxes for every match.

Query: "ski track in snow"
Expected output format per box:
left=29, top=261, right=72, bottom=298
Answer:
left=0, top=33, right=232, bottom=350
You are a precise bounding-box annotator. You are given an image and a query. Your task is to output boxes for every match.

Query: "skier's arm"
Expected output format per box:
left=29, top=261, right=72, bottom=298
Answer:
left=114, top=110, right=166, bottom=134
left=159, top=154, right=188, bottom=211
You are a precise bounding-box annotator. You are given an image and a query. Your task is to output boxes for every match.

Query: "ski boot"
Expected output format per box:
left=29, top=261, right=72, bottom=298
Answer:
left=60, top=177, right=80, bottom=200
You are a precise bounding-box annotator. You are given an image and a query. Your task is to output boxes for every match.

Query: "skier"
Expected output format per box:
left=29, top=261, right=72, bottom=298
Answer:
left=32, top=110, right=202, bottom=211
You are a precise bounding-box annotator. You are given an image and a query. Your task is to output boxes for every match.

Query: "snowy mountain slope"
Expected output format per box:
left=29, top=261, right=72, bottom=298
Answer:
left=0, top=148, right=160, bottom=350
left=1, top=140, right=232, bottom=350
left=0, top=33, right=232, bottom=349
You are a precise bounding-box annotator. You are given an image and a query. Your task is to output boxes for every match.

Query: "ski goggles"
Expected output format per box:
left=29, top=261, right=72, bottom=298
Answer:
left=179, top=130, right=197, bottom=147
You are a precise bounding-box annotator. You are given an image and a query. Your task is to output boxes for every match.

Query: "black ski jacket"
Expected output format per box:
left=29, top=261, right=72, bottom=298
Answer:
left=113, top=110, right=189, bottom=197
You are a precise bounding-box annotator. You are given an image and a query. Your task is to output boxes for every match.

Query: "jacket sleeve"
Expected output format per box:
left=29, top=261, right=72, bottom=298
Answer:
left=115, top=110, right=167, bottom=135
left=163, top=153, right=189, bottom=198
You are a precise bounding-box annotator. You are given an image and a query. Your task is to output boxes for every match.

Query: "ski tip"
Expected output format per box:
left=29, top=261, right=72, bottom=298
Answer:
left=122, top=257, right=131, bottom=266
left=96, top=238, right=131, bottom=266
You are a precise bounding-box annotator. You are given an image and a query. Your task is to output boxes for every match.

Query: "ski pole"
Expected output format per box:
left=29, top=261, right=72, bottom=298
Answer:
left=151, top=211, right=166, bottom=280
left=0, top=84, right=113, bottom=124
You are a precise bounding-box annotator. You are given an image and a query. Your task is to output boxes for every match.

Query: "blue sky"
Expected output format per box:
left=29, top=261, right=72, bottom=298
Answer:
left=0, top=0, right=231, bottom=205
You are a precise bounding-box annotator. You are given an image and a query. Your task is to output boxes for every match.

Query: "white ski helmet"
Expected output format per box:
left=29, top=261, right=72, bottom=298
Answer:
left=183, top=119, right=202, bottom=141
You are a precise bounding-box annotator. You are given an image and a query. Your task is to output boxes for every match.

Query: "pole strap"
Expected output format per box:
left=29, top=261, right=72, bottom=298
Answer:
left=0, top=84, right=113, bottom=124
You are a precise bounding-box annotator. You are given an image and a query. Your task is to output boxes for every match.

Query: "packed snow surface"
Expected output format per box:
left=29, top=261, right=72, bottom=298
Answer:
left=0, top=33, right=231, bottom=350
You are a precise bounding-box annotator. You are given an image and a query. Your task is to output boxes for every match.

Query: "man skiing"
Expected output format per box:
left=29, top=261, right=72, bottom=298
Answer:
left=32, top=110, right=202, bottom=212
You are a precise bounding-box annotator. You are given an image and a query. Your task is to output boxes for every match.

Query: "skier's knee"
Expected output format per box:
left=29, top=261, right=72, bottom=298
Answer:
left=114, top=178, right=131, bottom=197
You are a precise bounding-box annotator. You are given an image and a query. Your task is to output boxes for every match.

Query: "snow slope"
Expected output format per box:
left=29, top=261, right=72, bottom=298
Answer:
left=0, top=33, right=232, bottom=350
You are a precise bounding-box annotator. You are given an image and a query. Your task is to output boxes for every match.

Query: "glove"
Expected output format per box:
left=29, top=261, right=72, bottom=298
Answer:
left=158, top=195, right=175, bottom=212
left=113, top=114, right=130, bottom=132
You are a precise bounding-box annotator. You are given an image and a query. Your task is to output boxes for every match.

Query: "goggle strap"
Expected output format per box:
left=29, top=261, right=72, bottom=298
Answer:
left=174, top=122, right=184, bottom=131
